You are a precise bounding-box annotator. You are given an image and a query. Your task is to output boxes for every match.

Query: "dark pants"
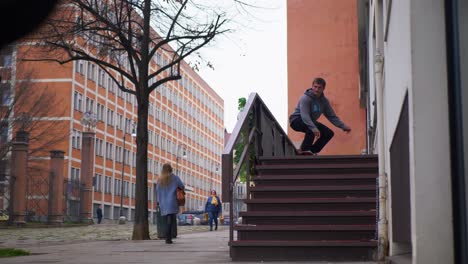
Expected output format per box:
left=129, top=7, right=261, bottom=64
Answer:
left=97, top=217, right=102, bottom=224
left=208, top=211, right=219, bottom=230
left=165, top=214, right=175, bottom=242
left=290, top=119, right=334, bottom=153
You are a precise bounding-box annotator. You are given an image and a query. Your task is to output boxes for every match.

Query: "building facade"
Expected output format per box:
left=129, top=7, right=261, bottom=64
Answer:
left=358, top=0, right=468, bottom=263
left=287, top=0, right=367, bottom=155
left=0, top=27, right=224, bottom=223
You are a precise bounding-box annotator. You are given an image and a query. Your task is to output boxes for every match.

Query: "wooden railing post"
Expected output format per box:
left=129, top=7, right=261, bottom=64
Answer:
left=222, top=93, right=298, bottom=253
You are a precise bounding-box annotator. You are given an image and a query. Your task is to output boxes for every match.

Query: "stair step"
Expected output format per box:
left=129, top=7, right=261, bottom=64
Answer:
left=255, top=173, right=377, bottom=180
left=236, top=224, right=375, bottom=241
left=245, top=197, right=376, bottom=211
left=256, top=163, right=378, bottom=175
left=235, top=224, right=375, bottom=231
left=250, top=185, right=376, bottom=198
left=251, top=185, right=376, bottom=191
left=230, top=239, right=377, bottom=247
left=240, top=210, right=376, bottom=217
left=241, top=210, right=376, bottom=225
left=230, top=240, right=377, bottom=261
left=254, top=173, right=377, bottom=186
left=259, top=155, right=378, bottom=165
left=244, top=197, right=376, bottom=204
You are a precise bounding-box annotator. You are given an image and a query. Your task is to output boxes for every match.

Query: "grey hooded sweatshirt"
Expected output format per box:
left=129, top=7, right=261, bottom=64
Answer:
left=289, top=88, right=347, bottom=132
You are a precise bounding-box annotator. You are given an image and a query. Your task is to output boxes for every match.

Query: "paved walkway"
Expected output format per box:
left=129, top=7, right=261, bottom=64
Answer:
left=0, top=223, right=216, bottom=247
left=1, top=226, right=378, bottom=264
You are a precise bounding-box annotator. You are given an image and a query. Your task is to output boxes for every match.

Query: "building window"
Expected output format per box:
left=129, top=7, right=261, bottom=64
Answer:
left=107, top=109, right=114, bottom=126
left=106, top=142, right=113, bottom=159
left=114, top=179, right=121, bottom=196
left=98, top=68, right=105, bottom=87
left=108, top=76, right=114, bottom=92
left=0, top=122, right=8, bottom=144
left=104, top=176, right=112, bottom=193
left=97, top=103, right=104, bottom=121
left=87, top=63, right=96, bottom=81
left=0, top=46, right=13, bottom=67
left=85, top=97, right=94, bottom=112
left=73, top=92, right=83, bottom=111
left=123, top=181, right=129, bottom=197
left=94, top=174, right=102, bottom=192
left=71, top=167, right=80, bottom=182
left=71, top=129, right=81, bottom=149
left=95, top=138, right=104, bottom=156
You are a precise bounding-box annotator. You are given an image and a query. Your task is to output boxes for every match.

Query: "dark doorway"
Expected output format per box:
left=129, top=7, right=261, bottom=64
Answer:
left=390, top=93, right=411, bottom=246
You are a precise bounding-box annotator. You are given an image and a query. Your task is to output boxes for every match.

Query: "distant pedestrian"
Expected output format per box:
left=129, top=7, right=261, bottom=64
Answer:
left=96, top=205, right=103, bottom=224
left=289, top=77, right=351, bottom=155
left=205, top=190, right=222, bottom=231
left=156, top=163, right=185, bottom=244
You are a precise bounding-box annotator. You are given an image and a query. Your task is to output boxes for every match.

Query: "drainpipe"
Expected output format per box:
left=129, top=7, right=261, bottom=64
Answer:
left=374, top=0, right=388, bottom=260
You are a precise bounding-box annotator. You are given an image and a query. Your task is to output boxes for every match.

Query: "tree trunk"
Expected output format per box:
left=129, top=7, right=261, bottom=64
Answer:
left=132, top=91, right=150, bottom=240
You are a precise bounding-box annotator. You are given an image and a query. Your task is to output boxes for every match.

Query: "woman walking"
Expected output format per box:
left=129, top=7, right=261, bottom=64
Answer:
left=156, top=163, right=185, bottom=244
left=205, top=190, right=222, bottom=231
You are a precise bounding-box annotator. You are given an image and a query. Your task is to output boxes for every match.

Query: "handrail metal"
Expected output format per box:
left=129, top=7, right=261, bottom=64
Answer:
left=221, top=92, right=297, bottom=248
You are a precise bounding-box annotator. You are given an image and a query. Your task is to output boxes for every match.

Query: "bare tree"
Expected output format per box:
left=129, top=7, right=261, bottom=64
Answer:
left=0, top=70, right=68, bottom=223
left=0, top=71, right=68, bottom=162
left=22, top=0, right=232, bottom=239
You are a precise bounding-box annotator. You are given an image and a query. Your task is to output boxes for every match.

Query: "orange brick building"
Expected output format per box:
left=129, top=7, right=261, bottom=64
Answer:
left=287, top=0, right=366, bottom=155
left=0, top=28, right=224, bottom=222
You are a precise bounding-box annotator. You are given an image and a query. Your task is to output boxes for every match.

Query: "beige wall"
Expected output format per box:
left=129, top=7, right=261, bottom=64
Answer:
left=409, top=0, right=454, bottom=263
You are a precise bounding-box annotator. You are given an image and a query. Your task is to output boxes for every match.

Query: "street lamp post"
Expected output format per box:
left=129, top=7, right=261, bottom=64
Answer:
left=210, top=162, right=219, bottom=192
left=120, top=120, right=136, bottom=217
left=175, top=143, right=187, bottom=175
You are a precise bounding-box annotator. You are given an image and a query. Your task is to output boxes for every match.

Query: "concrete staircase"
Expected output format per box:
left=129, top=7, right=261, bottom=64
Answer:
left=230, top=155, right=378, bottom=261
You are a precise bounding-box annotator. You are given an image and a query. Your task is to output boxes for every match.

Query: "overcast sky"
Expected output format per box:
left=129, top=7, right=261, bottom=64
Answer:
left=191, top=0, right=288, bottom=132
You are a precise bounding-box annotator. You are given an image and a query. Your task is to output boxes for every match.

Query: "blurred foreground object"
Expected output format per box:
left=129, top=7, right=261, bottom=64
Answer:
left=0, top=0, right=59, bottom=48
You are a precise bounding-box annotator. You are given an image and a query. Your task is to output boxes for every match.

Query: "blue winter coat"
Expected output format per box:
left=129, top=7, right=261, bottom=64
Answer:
left=156, top=174, right=185, bottom=216
left=205, top=195, right=222, bottom=213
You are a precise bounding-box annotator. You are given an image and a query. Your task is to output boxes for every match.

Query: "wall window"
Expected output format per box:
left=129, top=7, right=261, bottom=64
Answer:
left=114, top=179, right=121, bottom=195
left=104, top=176, right=112, bottom=193
left=95, top=138, right=104, bottom=156
left=94, top=174, right=102, bottom=192
left=85, top=97, right=94, bottom=112
left=123, top=181, right=129, bottom=197
left=71, top=167, right=80, bottom=182
left=71, top=129, right=81, bottom=149
left=0, top=46, right=13, bottom=67
left=87, top=63, right=96, bottom=81
left=107, top=109, right=114, bottom=126
left=106, top=142, right=113, bottom=159
left=98, top=68, right=105, bottom=87
left=0, top=122, right=8, bottom=144
left=97, top=103, right=104, bottom=121
left=115, top=145, right=121, bottom=162
left=131, top=183, right=136, bottom=198
left=0, top=82, right=11, bottom=106
left=108, top=76, right=115, bottom=93
left=116, top=113, right=123, bottom=130
left=73, top=91, right=83, bottom=111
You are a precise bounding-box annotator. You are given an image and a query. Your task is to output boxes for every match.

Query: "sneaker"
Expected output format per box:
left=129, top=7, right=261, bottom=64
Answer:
left=165, top=240, right=173, bottom=244
left=299, top=150, right=317, bottom=156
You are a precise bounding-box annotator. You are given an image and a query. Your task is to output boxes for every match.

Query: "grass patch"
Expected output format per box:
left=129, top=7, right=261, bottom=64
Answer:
left=0, top=248, right=30, bottom=258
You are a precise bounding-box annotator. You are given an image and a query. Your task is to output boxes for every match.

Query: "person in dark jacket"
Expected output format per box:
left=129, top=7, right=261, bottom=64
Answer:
left=289, top=77, right=351, bottom=155
left=96, top=205, right=103, bottom=224
left=156, top=163, right=185, bottom=244
left=205, top=190, right=222, bottom=231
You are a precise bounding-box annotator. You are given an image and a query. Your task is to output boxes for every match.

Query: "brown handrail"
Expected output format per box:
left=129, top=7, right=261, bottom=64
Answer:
left=221, top=92, right=297, bottom=248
